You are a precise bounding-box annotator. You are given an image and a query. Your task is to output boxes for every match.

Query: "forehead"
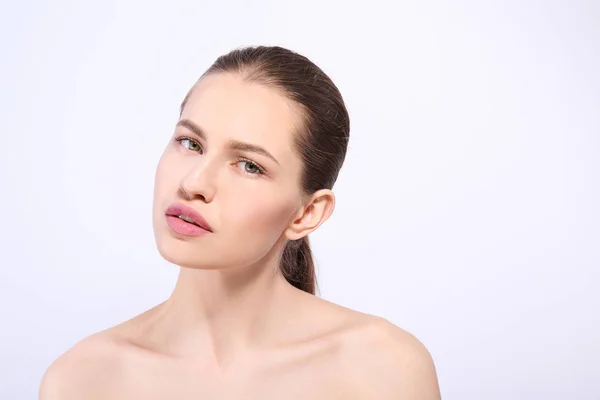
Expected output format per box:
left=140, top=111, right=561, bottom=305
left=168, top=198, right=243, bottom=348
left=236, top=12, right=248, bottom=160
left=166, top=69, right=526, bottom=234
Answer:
left=180, top=73, right=303, bottom=158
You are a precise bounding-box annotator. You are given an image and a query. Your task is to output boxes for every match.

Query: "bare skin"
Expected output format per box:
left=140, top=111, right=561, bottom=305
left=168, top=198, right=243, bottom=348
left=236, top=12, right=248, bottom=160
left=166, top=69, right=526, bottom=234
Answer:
left=39, top=73, right=441, bottom=399
left=40, top=285, right=440, bottom=399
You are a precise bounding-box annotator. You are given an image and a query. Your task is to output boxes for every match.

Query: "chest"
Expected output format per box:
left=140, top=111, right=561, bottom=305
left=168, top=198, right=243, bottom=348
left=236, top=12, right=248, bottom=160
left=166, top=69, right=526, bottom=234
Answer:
left=100, top=347, right=360, bottom=399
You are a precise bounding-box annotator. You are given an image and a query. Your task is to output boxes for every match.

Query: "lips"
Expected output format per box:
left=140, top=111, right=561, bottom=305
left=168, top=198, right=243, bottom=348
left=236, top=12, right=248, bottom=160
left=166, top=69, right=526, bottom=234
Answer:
left=165, top=203, right=213, bottom=232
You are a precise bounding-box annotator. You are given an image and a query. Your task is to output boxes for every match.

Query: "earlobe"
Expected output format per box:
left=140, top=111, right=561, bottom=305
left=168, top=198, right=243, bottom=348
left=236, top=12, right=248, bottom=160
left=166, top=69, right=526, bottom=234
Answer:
left=285, top=190, right=335, bottom=241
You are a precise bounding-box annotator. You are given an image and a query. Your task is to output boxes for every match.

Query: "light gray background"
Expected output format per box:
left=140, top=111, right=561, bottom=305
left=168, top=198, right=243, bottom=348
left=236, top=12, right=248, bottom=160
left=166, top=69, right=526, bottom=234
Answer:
left=1, top=0, right=598, bottom=399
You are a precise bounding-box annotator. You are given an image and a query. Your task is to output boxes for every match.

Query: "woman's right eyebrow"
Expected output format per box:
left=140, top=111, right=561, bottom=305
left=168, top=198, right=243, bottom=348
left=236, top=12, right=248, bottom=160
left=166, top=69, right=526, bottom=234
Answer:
left=176, top=119, right=206, bottom=140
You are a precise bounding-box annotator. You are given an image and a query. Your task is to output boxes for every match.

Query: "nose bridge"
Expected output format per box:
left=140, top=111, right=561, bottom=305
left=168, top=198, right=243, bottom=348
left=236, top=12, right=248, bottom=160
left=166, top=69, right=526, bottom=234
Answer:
left=181, top=154, right=219, bottom=200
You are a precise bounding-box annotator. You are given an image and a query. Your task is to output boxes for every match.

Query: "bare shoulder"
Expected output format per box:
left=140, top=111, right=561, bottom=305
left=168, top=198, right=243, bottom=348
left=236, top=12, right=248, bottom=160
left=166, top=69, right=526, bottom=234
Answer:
left=303, top=295, right=440, bottom=398
left=38, top=331, right=126, bottom=400
left=339, top=315, right=441, bottom=399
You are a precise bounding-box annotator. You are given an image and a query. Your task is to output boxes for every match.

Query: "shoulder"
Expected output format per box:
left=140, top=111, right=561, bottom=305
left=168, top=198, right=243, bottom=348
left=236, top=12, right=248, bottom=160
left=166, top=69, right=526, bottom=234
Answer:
left=38, top=331, right=126, bottom=400
left=339, top=316, right=441, bottom=399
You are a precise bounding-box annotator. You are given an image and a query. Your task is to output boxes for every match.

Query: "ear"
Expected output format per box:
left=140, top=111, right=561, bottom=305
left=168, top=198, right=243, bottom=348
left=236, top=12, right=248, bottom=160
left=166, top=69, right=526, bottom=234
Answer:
left=285, top=189, right=336, bottom=241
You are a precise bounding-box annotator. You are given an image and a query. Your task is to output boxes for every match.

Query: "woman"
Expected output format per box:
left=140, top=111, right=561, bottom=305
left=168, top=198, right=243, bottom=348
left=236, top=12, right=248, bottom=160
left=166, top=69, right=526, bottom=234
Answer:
left=40, top=46, right=441, bottom=399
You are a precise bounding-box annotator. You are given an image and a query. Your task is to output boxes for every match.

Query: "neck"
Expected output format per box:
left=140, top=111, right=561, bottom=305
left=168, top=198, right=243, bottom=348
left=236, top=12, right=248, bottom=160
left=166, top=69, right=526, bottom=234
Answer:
left=142, top=248, right=304, bottom=367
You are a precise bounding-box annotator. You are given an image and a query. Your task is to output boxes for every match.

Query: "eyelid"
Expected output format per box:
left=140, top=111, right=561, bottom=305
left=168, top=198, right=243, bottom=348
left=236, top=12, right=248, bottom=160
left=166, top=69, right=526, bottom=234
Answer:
left=175, top=136, right=203, bottom=151
left=236, top=157, right=267, bottom=175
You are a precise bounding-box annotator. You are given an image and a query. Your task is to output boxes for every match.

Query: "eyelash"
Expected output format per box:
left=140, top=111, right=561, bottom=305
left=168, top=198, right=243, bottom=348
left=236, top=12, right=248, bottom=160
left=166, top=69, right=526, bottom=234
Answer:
left=174, top=136, right=267, bottom=176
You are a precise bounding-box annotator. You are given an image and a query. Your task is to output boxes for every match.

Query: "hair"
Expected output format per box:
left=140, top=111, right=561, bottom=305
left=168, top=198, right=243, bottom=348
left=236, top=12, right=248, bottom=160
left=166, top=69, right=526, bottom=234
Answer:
left=180, top=46, right=350, bottom=295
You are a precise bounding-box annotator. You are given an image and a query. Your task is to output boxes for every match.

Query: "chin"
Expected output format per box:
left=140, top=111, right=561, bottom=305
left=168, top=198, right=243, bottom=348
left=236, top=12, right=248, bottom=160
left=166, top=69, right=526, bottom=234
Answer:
left=154, top=234, right=219, bottom=270
left=158, top=246, right=223, bottom=270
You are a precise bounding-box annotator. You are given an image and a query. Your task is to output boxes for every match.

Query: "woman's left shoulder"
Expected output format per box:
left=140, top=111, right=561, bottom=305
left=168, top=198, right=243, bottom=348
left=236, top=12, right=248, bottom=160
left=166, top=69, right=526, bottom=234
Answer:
left=338, top=315, right=441, bottom=399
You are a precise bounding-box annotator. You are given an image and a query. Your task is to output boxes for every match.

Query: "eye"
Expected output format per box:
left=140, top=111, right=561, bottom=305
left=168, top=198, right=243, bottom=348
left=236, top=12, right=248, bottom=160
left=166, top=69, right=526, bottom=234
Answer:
left=176, top=137, right=202, bottom=153
left=236, top=158, right=266, bottom=175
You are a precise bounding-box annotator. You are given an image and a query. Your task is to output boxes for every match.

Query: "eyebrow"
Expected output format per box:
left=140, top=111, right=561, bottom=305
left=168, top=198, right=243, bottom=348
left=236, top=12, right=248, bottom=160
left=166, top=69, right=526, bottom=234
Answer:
left=176, top=119, right=280, bottom=165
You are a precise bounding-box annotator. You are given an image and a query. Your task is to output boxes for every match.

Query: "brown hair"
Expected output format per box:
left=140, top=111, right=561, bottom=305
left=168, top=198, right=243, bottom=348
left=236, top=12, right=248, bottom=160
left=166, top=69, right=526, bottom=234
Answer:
left=180, top=46, right=350, bottom=295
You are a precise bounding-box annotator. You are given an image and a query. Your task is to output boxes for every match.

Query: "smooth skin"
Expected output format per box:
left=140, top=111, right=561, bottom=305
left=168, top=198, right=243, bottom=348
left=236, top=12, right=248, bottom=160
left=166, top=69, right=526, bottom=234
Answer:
left=39, top=73, right=441, bottom=399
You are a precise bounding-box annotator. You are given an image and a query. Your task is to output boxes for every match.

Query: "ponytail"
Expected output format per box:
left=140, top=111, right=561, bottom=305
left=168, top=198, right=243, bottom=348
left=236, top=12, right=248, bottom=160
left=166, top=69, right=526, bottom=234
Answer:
left=280, top=236, right=317, bottom=295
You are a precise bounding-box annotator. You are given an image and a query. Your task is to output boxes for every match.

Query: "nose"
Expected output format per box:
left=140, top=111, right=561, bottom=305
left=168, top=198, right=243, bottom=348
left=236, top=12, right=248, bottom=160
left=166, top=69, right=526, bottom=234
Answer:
left=179, top=158, right=217, bottom=203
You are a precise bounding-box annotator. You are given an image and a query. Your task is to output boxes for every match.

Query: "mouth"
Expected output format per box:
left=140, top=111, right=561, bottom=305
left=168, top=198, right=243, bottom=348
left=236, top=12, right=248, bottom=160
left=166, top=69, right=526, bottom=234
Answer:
left=165, top=203, right=213, bottom=234
left=174, top=214, right=199, bottom=225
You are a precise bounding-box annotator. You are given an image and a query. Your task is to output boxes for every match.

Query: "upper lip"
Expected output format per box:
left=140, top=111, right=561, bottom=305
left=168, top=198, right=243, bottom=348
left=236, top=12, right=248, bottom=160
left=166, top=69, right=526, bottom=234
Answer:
left=165, top=203, right=213, bottom=232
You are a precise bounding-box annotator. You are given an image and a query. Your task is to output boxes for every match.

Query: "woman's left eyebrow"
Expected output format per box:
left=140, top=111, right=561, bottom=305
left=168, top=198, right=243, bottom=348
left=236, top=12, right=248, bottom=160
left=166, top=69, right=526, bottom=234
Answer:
left=226, top=140, right=280, bottom=165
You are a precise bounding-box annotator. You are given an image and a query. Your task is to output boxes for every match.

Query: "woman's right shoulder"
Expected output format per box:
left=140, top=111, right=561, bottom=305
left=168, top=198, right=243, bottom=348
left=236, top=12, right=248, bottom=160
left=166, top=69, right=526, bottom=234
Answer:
left=38, top=330, right=128, bottom=400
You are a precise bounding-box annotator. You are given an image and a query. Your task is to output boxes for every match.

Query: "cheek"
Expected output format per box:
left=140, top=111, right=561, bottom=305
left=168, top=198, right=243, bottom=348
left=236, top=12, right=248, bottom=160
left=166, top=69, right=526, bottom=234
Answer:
left=225, top=189, right=296, bottom=239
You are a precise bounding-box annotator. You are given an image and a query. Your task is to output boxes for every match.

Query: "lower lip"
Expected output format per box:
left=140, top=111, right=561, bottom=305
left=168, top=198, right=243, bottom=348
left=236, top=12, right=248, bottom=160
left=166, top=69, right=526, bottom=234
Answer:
left=165, top=215, right=210, bottom=237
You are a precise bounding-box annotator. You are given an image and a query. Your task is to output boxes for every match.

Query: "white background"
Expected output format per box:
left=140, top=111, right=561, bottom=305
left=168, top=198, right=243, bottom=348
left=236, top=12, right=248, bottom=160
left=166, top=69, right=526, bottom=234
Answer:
left=1, top=0, right=598, bottom=399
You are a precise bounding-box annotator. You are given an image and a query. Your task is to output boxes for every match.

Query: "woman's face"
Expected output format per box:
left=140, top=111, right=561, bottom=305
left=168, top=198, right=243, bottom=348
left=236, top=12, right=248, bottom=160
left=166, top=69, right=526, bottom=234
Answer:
left=152, top=73, right=307, bottom=270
